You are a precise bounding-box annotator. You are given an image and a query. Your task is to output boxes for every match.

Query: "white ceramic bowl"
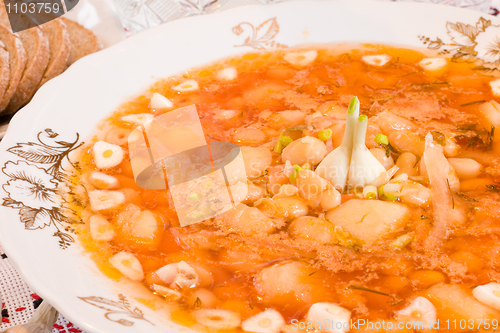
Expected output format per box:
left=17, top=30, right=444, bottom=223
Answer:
left=0, top=1, right=499, bottom=332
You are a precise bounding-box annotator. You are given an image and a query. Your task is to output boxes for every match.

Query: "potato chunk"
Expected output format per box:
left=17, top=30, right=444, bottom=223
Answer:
left=255, top=260, right=316, bottom=305
left=425, top=284, right=500, bottom=327
left=326, top=199, right=409, bottom=244
left=114, top=204, right=163, bottom=251
left=218, top=203, right=277, bottom=235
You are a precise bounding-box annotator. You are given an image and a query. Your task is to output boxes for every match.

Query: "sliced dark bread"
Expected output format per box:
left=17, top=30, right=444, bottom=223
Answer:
left=0, top=0, right=11, bottom=31
left=61, top=17, right=101, bottom=65
left=37, top=18, right=69, bottom=88
left=0, top=25, right=26, bottom=112
left=0, top=40, right=10, bottom=103
left=4, top=26, right=49, bottom=113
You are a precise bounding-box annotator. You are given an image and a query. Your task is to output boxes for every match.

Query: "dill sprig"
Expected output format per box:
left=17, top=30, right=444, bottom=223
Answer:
left=456, top=192, right=478, bottom=202
left=411, top=81, right=449, bottom=87
left=486, top=183, right=500, bottom=192
left=349, top=285, right=393, bottom=299
left=460, top=100, right=486, bottom=107
left=447, top=178, right=455, bottom=209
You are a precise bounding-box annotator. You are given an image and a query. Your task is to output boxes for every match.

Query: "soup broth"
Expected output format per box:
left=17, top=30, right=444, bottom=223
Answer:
left=69, top=44, right=500, bottom=333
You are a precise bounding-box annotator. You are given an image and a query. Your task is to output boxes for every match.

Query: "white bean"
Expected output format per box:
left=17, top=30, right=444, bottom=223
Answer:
left=448, top=158, right=482, bottom=179
left=395, top=152, right=418, bottom=177
left=370, top=148, right=395, bottom=170
left=320, top=188, right=341, bottom=210
left=282, top=136, right=327, bottom=166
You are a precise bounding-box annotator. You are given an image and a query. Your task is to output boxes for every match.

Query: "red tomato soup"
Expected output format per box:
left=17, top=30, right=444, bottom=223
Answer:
left=68, top=45, right=500, bottom=333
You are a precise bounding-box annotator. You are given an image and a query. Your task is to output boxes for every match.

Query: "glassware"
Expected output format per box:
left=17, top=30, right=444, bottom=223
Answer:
left=395, top=0, right=491, bottom=13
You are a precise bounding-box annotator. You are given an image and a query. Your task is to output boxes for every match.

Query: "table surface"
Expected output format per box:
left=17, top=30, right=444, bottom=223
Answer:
left=0, top=0, right=499, bottom=332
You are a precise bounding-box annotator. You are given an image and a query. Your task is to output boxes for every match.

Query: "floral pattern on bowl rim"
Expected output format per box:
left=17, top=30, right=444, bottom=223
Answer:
left=0, top=1, right=498, bottom=332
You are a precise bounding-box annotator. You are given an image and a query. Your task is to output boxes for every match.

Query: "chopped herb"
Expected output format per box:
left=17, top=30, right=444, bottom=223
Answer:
left=309, top=271, right=317, bottom=276
left=487, top=183, right=500, bottom=192
left=413, top=156, right=421, bottom=168
left=421, top=215, right=428, bottom=219
left=460, top=100, right=486, bottom=107
left=447, top=178, right=455, bottom=209
left=253, top=170, right=269, bottom=179
left=457, top=123, right=479, bottom=131
left=194, top=297, right=202, bottom=308
left=379, top=141, right=398, bottom=158
left=339, top=53, right=351, bottom=61
left=431, top=131, right=446, bottom=146
left=391, top=299, right=406, bottom=306
left=349, top=285, right=393, bottom=299
left=370, top=95, right=395, bottom=102
left=206, top=134, right=220, bottom=141
left=455, top=125, right=495, bottom=151
left=456, top=192, right=478, bottom=202
left=411, top=81, right=449, bottom=87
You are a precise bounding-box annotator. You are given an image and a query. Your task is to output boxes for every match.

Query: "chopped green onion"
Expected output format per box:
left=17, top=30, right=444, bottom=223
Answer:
left=363, top=185, right=378, bottom=199
left=274, top=140, right=283, bottom=153
left=358, top=114, right=368, bottom=121
left=274, top=135, right=293, bottom=153
left=289, top=164, right=303, bottom=182
left=280, top=135, right=293, bottom=147
left=375, top=134, right=389, bottom=145
left=189, top=192, right=201, bottom=200
left=318, top=129, right=332, bottom=141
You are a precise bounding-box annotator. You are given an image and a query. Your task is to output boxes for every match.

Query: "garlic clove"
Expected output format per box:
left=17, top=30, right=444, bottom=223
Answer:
left=156, top=261, right=200, bottom=289
left=283, top=50, right=318, bottom=67
left=173, top=79, right=199, bottom=92
left=92, top=141, right=124, bottom=169
left=149, top=93, right=174, bottom=109
left=88, top=190, right=125, bottom=212
left=473, top=282, right=500, bottom=311
left=419, top=57, right=447, bottom=72
left=490, top=79, right=500, bottom=97
left=306, top=302, right=351, bottom=333
left=193, top=309, right=241, bottom=330
left=109, top=252, right=144, bottom=281
left=89, top=215, right=115, bottom=241
left=152, top=284, right=182, bottom=301
left=362, top=54, right=391, bottom=67
left=395, top=296, right=436, bottom=330
left=241, top=308, right=285, bottom=333
left=120, top=113, right=154, bottom=125
left=88, top=171, right=119, bottom=189
left=4, top=301, right=59, bottom=333
left=216, top=67, right=237, bottom=81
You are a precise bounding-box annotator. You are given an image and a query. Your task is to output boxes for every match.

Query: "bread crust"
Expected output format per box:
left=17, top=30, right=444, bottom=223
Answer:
left=0, top=42, right=10, bottom=104
left=0, top=24, right=26, bottom=112
left=60, top=17, right=101, bottom=65
left=37, top=18, right=70, bottom=88
left=5, top=26, right=49, bottom=114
